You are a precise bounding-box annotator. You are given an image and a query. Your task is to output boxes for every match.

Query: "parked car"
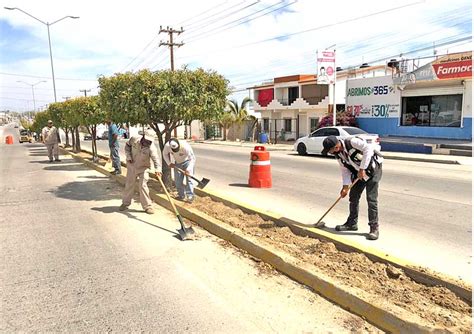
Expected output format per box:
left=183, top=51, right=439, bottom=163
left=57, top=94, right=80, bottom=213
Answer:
left=19, top=129, right=33, bottom=143
left=294, top=126, right=380, bottom=156
left=101, top=131, right=109, bottom=140
left=83, top=134, right=92, bottom=140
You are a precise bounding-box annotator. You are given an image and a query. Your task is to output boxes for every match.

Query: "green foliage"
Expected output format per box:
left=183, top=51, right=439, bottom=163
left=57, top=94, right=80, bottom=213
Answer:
left=98, top=68, right=230, bottom=148
left=31, top=111, right=51, bottom=133
left=226, top=97, right=253, bottom=123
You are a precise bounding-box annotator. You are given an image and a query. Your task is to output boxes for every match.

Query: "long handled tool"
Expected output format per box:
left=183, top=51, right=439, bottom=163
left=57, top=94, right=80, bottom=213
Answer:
left=313, top=179, right=359, bottom=228
left=157, top=176, right=195, bottom=241
left=175, top=167, right=210, bottom=189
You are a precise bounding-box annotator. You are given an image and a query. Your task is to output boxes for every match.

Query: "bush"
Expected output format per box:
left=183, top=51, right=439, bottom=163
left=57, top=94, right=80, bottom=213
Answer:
left=317, top=110, right=357, bottom=129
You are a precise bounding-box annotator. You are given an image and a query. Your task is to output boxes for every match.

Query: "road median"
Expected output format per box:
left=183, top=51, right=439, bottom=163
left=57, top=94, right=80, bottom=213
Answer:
left=61, top=147, right=472, bottom=333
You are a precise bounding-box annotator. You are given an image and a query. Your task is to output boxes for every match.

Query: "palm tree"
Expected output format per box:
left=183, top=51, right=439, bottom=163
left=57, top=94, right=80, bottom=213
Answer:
left=226, top=97, right=255, bottom=141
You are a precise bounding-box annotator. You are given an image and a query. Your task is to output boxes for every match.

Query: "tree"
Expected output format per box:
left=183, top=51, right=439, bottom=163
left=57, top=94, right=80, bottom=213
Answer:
left=48, top=102, right=72, bottom=147
left=31, top=111, right=51, bottom=137
left=69, top=96, right=105, bottom=161
left=99, top=68, right=229, bottom=183
left=224, top=97, right=254, bottom=141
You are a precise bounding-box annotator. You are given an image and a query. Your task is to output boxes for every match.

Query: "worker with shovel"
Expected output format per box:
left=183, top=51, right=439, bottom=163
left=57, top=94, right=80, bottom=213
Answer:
left=119, top=130, right=161, bottom=214
left=163, top=138, right=196, bottom=203
left=321, top=136, right=383, bottom=240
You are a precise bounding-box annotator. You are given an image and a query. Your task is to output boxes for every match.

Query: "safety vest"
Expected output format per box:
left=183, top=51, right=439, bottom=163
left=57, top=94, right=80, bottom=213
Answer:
left=336, top=137, right=382, bottom=178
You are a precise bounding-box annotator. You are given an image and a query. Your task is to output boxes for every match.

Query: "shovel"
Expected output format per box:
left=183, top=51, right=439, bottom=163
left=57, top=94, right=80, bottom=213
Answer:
left=156, top=176, right=195, bottom=241
left=175, top=167, right=210, bottom=189
left=313, top=179, right=359, bottom=228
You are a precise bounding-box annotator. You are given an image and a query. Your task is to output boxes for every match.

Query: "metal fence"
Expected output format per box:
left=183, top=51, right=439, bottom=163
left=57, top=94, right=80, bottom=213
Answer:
left=260, top=118, right=298, bottom=144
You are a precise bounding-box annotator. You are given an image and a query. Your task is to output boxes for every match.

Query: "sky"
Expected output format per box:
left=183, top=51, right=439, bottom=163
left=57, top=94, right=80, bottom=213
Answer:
left=0, top=0, right=472, bottom=112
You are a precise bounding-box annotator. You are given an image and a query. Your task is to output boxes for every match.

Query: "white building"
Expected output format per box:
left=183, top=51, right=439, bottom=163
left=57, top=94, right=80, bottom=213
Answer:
left=249, top=65, right=392, bottom=142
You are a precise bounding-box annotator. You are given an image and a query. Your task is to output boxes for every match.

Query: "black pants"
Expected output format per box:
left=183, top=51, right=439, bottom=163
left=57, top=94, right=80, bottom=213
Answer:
left=346, top=165, right=382, bottom=227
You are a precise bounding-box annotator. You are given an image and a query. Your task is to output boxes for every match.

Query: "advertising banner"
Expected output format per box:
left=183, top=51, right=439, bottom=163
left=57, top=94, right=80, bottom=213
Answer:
left=394, top=51, right=472, bottom=84
left=346, top=76, right=400, bottom=118
left=317, top=51, right=335, bottom=84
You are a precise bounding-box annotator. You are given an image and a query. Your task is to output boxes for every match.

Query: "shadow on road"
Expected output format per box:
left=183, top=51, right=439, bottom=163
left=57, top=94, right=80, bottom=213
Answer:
left=43, top=163, right=88, bottom=172
left=287, top=152, right=335, bottom=160
left=318, top=226, right=369, bottom=238
left=29, top=158, right=75, bottom=165
left=78, top=175, right=108, bottom=179
left=91, top=206, right=178, bottom=236
left=229, top=183, right=250, bottom=187
left=50, top=179, right=121, bottom=201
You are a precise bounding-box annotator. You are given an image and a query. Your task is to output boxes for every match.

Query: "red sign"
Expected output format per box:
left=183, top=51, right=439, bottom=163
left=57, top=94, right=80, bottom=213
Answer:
left=432, top=60, right=472, bottom=79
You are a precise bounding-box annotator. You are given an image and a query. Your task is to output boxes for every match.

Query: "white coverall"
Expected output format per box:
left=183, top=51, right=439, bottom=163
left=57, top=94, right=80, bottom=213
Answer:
left=41, top=126, right=59, bottom=161
left=122, top=136, right=162, bottom=210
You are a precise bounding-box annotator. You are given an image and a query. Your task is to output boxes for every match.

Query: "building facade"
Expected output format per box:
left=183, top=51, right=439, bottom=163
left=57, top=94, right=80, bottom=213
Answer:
left=250, top=66, right=392, bottom=142
left=348, top=52, right=472, bottom=140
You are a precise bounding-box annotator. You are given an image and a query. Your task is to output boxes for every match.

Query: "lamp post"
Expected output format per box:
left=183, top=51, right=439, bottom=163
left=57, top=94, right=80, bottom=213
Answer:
left=4, top=7, right=79, bottom=102
left=16, top=80, right=46, bottom=112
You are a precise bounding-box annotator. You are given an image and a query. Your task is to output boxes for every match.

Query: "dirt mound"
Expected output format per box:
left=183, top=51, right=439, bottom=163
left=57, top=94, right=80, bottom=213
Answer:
left=191, top=196, right=472, bottom=333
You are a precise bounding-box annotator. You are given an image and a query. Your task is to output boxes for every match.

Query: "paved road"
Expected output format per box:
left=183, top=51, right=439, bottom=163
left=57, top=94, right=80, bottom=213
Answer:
left=1, top=126, right=378, bottom=332
left=85, top=138, right=472, bottom=283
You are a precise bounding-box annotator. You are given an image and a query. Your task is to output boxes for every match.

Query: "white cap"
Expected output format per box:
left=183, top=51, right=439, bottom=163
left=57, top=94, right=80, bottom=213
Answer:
left=142, top=129, right=155, bottom=142
left=170, top=139, right=179, bottom=150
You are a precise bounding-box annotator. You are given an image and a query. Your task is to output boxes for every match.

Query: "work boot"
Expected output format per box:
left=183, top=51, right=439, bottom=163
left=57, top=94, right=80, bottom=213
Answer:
left=185, top=196, right=194, bottom=203
left=145, top=208, right=155, bottom=214
left=119, top=204, right=128, bottom=211
left=55, top=159, right=61, bottom=162
left=367, top=225, right=379, bottom=240
left=335, top=222, right=358, bottom=232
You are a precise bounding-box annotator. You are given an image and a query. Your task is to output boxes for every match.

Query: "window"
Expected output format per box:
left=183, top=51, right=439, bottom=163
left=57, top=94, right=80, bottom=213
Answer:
left=342, top=127, right=367, bottom=135
left=263, top=118, right=269, bottom=132
left=288, top=87, right=299, bottom=105
left=310, top=118, right=319, bottom=132
left=401, top=94, right=462, bottom=127
left=284, top=118, right=292, bottom=132
left=311, top=127, right=340, bottom=137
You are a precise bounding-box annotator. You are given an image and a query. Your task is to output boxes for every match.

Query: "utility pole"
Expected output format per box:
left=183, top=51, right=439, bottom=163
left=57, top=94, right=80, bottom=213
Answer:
left=79, top=89, right=91, bottom=97
left=159, top=26, right=184, bottom=71
left=159, top=26, right=184, bottom=137
left=62, top=96, right=71, bottom=101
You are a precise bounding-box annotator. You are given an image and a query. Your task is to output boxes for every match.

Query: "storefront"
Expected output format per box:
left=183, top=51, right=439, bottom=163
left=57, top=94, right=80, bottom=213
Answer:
left=346, top=52, right=472, bottom=140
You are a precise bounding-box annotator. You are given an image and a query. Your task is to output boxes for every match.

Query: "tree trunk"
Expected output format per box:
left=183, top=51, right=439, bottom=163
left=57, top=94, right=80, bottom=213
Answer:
left=223, top=125, right=227, bottom=141
left=75, top=127, right=81, bottom=153
left=71, top=127, right=76, bottom=150
left=152, top=122, right=174, bottom=191
left=64, top=128, right=70, bottom=147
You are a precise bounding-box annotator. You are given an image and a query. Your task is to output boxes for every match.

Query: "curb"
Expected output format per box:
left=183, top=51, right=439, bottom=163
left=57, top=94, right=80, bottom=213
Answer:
left=194, top=141, right=463, bottom=164
left=194, top=187, right=471, bottom=303
left=62, top=149, right=456, bottom=333
left=69, top=147, right=472, bottom=303
left=62, top=148, right=470, bottom=333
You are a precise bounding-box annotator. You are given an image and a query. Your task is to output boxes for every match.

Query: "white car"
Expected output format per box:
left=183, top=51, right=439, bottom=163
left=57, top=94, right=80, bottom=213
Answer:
left=294, top=126, right=380, bottom=155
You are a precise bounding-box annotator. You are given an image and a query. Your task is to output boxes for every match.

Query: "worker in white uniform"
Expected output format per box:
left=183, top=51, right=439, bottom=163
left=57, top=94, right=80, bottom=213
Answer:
left=41, top=120, right=60, bottom=162
left=119, top=130, right=162, bottom=214
left=162, top=138, right=196, bottom=203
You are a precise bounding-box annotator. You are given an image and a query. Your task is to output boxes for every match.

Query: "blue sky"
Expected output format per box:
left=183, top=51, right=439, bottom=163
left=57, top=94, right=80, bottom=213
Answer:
left=0, top=0, right=471, bottom=112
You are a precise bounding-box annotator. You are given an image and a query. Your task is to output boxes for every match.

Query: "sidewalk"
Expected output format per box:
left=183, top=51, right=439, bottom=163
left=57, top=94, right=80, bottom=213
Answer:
left=195, top=139, right=472, bottom=165
left=1, top=142, right=377, bottom=333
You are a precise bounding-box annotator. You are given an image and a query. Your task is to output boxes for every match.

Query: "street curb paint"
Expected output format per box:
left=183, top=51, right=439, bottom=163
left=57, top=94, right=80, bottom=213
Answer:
left=61, top=148, right=470, bottom=332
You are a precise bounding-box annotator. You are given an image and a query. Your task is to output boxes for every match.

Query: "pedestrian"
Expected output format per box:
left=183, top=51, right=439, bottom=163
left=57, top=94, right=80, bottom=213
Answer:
left=119, top=130, right=162, bottom=214
left=41, top=120, right=61, bottom=162
left=163, top=138, right=196, bottom=203
left=106, top=119, right=121, bottom=175
left=321, top=135, right=383, bottom=240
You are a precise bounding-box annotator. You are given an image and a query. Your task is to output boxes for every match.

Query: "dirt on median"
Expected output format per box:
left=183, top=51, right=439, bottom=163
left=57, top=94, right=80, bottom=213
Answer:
left=189, top=196, right=472, bottom=333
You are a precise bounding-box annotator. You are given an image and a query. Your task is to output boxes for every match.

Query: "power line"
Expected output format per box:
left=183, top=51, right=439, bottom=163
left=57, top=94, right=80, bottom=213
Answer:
left=186, top=0, right=297, bottom=44
left=0, top=71, right=97, bottom=82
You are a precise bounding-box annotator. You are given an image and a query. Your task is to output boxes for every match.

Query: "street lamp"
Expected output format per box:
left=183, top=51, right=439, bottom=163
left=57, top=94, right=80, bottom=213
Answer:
left=16, top=80, right=46, bottom=112
left=4, top=7, right=79, bottom=103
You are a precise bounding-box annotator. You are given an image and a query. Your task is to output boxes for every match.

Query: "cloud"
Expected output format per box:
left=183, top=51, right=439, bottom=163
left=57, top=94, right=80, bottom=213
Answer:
left=0, top=0, right=471, bottom=111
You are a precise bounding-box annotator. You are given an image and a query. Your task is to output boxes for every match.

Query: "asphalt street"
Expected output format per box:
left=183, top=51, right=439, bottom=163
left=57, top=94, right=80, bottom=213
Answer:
left=86, top=137, right=472, bottom=283
left=1, top=124, right=378, bottom=332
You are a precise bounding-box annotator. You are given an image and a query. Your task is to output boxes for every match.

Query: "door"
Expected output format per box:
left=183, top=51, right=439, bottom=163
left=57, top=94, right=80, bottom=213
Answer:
left=307, top=128, right=328, bottom=153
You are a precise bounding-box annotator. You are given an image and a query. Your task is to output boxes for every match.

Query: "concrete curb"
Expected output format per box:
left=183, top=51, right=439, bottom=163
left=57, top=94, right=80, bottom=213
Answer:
left=194, top=141, right=463, bottom=164
left=194, top=187, right=472, bottom=304
left=61, top=148, right=469, bottom=333
left=68, top=147, right=472, bottom=303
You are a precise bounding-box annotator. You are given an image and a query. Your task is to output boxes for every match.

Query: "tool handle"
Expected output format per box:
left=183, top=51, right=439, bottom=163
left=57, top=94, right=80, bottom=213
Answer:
left=175, top=167, right=199, bottom=183
left=316, top=179, right=359, bottom=225
left=157, top=176, right=180, bottom=216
